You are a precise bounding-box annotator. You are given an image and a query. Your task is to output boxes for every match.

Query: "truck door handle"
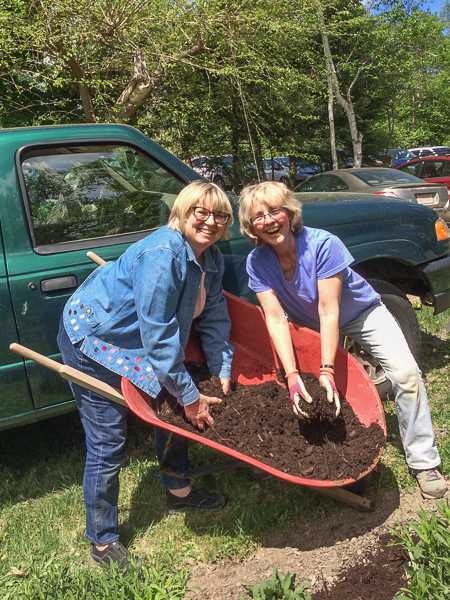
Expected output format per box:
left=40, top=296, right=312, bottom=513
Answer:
left=40, top=276, right=77, bottom=292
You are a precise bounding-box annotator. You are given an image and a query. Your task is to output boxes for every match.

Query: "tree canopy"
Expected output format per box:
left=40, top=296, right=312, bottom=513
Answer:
left=1, top=0, right=450, bottom=167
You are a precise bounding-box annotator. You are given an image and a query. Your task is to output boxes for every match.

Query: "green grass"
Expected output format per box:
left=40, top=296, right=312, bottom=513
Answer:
left=0, top=303, right=450, bottom=597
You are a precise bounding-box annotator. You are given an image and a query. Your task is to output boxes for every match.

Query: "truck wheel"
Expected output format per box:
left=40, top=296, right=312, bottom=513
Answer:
left=342, top=279, right=421, bottom=400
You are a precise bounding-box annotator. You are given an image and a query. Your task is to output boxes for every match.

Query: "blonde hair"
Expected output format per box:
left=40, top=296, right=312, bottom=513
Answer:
left=168, top=180, right=234, bottom=241
left=239, top=181, right=303, bottom=246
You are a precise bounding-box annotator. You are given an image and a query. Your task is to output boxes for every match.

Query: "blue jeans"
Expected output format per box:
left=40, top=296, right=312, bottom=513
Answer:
left=341, top=303, right=440, bottom=470
left=57, top=320, right=190, bottom=545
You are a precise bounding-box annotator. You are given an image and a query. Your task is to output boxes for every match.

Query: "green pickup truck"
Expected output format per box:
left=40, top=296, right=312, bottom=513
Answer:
left=2, top=123, right=450, bottom=430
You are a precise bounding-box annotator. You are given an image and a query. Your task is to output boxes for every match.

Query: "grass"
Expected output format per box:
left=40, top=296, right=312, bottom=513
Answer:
left=391, top=500, right=450, bottom=599
left=0, top=303, right=450, bottom=597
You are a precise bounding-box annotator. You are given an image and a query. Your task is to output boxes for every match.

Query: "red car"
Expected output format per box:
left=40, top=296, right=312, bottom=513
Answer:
left=396, top=155, right=450, bottom=192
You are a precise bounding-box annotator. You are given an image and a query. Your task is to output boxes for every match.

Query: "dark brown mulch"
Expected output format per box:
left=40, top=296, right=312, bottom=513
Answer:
left=309, top=533, right=409, bottom=600
left=155, top=363, right=386, bottom=481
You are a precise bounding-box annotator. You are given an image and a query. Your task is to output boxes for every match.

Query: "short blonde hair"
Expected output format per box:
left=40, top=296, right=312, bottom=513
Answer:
left=239, top=181, right=303, bottom=246
left=168, top=180, right=233, bottom=241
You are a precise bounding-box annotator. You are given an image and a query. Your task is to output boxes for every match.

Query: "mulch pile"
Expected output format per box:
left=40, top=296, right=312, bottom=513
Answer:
left=155, top=362, right=386, bottom=481
left=309, top=533, right=409, bottom=600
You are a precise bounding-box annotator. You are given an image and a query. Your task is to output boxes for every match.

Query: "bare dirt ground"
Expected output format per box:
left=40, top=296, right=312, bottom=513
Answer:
left=186, top=480, right=448, bottom=599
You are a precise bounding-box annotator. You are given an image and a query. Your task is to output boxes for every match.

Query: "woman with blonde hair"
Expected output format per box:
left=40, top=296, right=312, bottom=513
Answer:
left=58, top=180, right=234, bottom=569
left=239, top=180, right=446, bottom=501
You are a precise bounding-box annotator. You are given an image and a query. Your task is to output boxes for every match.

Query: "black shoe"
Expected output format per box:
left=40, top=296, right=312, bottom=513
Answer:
left=166, top=488, right=227, bottom=515
left=90, top=541, right=142, bottom=570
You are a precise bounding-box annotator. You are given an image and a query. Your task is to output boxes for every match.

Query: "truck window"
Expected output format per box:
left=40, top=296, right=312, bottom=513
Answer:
left=20, top=145, right=185, bottom=246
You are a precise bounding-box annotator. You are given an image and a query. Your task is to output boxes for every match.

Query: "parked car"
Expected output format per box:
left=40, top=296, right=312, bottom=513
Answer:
left=408, top=146, right=450, bottom=158
left=190, top=155, right=232, bottom=190
left=2, top=124, right=450, bottom=430
left=397, top=156, right=450, bottom=190
left=247, top=158, right=290, bottom=185
left=386, top=149, right=416, bottom=167
left=337, top=148, right=383, bottom=168
left=294, top=168, right=449, bottom=218
left=275, top=157, right=322, bottom=183
left=396, top=156, right=450, bottom=223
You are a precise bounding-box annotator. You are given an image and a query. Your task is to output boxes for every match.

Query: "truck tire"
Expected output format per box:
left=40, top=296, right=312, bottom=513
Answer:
left=342, top=279, right=421, bottom=400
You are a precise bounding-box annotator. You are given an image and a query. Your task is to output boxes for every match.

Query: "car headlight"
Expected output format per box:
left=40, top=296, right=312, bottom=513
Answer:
left=435, top=217, right=449, bottom=241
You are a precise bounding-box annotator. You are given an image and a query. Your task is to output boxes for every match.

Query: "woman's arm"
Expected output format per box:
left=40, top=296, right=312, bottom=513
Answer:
left=317, top=272, right=342, bottom=416
left=317, top=272, right=343, bottom=367
left=257, top=289, right=312, bottom=416
left=256, top=289, right=297, bottom=374
left=194, top=250, right=234, bottom=385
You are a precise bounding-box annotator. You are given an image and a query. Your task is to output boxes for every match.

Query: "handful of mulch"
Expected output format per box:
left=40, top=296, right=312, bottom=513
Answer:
left=155, top=363, right=386, bottom=481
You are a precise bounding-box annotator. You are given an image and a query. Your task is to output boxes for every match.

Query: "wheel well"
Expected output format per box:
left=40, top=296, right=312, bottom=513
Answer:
left=353, top=258, right=429, bottom=300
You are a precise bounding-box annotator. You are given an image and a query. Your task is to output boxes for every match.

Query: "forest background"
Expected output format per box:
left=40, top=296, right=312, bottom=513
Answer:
left=1, top=0, right=450, bottom=174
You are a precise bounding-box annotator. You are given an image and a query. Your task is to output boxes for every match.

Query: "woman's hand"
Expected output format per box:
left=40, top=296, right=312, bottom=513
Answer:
left=286, top=371, right=313, bottom=419
left=184, top=394, right=222, bottom=430
left=319, top=368, right=341, bottom=417
left=220, top=378, right=231, bottom=395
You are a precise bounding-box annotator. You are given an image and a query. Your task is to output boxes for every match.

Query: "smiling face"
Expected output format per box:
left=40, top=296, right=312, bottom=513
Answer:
left=250, top=200, right=291, bottom=248
left=183, top=193, right=227, bottom=257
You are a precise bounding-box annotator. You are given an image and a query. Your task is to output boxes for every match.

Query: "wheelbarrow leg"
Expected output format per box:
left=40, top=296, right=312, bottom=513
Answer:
left=309, top=464, right=383, bottom=512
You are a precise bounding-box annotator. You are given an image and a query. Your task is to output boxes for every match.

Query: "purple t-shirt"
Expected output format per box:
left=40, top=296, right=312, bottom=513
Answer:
left=246, top=227, right=380, bottom=328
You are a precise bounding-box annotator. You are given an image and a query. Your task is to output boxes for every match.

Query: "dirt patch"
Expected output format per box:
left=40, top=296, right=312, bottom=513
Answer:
left=155, top=363, right=386, bottom=481
left=309, top=532, right=408, bottom=600
left=185, top=487, right=446, bottom=600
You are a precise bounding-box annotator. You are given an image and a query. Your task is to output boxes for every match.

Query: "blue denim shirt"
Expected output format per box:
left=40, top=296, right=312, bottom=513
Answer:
left=63, top=226, right=234, bottom=405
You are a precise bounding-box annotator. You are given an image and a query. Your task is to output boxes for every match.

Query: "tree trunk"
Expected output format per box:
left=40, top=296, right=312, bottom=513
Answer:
left=66, top=56, right=97, bottom=123
left=115, top=43, right=204, bottom=124
left=317, top=2, right=363, bottom=168
left=327, top=73, right=338, bottom=170
left=288, top=154, right=297, bottom=188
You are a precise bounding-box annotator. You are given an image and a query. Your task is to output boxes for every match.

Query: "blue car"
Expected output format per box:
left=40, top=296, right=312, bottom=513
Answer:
left=387, top=149, right=416, bottom=168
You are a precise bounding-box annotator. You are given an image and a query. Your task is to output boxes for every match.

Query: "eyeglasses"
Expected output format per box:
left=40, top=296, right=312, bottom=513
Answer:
left=250, top=207, right=286, bottom=225
left=190, top=206, right=230, bottom=225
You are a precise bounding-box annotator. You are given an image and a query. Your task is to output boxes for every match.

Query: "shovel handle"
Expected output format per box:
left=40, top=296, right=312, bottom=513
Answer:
left=9, top=343, right=126, bottom=407
left=87, top=251, right=106, bottom=266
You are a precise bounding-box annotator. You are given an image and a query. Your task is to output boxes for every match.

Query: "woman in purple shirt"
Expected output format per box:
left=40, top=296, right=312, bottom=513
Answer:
left=238, top=181, right=446, bottom=500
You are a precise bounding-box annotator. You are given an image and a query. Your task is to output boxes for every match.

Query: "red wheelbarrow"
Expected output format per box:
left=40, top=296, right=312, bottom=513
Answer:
left=10, top=291, right=386, bottom=513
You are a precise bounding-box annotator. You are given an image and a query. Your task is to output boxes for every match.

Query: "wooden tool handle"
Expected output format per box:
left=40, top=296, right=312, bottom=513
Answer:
left=9, top=343, right=126, bottom=407
left=87, top=251, right=106, bottom=266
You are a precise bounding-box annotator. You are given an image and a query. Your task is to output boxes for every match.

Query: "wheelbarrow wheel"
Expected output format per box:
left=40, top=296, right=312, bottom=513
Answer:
left=342, top=279, right=421, bottom=400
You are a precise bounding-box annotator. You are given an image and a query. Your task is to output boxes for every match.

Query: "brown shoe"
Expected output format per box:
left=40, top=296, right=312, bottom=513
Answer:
left=413, top=468, right=447, bottom=499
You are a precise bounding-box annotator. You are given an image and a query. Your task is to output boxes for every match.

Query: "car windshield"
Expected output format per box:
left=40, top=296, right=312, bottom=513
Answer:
left=351, top=169, right=423, bottom=186
left=398, top=150, right=415, bottom=159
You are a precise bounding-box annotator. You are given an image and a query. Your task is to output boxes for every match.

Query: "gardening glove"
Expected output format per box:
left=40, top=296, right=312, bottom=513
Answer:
left=286, top=370, right=313, bottom=419
left=319, top=366, right=341, bottom=418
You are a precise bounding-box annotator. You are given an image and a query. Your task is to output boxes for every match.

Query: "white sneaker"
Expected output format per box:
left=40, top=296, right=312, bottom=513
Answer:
left=414, top=469, right=447, bottom=499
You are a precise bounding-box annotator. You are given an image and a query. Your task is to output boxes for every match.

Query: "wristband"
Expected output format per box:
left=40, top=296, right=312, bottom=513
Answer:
left=320, top=364, right=334, bottom=370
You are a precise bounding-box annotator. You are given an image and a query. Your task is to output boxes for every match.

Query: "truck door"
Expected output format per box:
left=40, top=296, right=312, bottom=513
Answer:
left=0, top=223, right=34, bottom=424
left=4, top=140, right=186, bottom=412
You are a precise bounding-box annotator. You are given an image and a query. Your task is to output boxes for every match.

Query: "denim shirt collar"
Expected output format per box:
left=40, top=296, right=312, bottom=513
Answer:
left=183, top=235, right=219, bottom=274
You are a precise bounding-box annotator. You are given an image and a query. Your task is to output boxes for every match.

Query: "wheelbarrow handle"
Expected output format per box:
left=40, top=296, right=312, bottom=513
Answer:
left=9, top=343, right=126, bottom=407
left=87, top=251, right=106, bottom=266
